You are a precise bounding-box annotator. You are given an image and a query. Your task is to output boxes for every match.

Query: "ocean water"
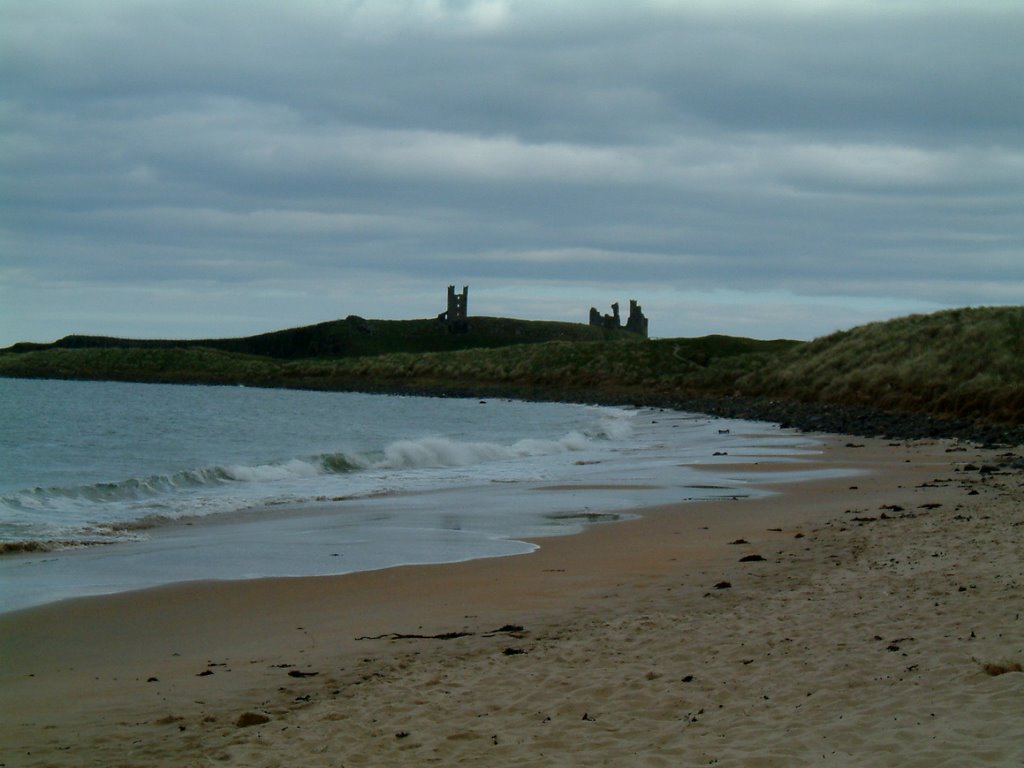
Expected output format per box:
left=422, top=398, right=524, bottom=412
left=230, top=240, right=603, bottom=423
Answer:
left=0, top=378, right=834, bottom=612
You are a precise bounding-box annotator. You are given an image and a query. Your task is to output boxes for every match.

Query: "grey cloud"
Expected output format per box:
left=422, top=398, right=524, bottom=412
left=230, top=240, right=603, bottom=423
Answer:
left=1, top=1, right=1021, bottom=345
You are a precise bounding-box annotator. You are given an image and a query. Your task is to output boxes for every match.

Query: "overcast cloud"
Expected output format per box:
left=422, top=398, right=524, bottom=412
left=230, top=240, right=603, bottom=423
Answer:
left=2, top=0, right=1021, bottom=345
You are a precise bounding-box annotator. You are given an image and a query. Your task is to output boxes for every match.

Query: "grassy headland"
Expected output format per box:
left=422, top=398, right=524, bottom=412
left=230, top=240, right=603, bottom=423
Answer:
left=2, top=306, right=1022, bottom=436
left=4, top=315, right=627, bottom=359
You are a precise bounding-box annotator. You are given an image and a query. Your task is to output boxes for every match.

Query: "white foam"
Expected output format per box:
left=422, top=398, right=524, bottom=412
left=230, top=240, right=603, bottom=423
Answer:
left=222, top=459, right=322, bottom=483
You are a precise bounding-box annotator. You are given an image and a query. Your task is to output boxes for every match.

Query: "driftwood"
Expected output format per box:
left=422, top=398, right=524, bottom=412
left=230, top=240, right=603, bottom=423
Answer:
left=355, top=624, right=525, bottom=642
left=355, top=631, right=472, bottom=641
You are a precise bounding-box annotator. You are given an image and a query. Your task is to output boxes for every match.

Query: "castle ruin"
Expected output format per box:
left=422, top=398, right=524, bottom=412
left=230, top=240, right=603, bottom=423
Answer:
left=589, top=299, right=648, bottom=337
left=437, top=285, right=469, bottom=333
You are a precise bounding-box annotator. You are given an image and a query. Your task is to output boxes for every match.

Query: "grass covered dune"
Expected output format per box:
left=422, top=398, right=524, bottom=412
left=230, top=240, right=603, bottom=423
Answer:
left=2, top=306, right=1022, bottom=438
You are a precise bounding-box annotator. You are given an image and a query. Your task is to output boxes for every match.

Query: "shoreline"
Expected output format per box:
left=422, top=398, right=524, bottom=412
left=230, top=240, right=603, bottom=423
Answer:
left=5, top=372, right=1024, bottom=447
left=0, top=409, right=824, bottom=615
left=1, top=434, right=1022, bottom=765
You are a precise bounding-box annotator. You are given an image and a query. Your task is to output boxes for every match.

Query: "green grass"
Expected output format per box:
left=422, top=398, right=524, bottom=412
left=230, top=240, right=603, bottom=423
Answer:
left=0, top=346, right=286, bottom=387
left=739, top=307, right=1024, bottom=424
left=295, top=335, right=797, bottom=398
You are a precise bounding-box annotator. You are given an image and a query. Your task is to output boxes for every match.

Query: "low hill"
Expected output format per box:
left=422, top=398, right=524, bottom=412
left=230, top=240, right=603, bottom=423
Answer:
left=3, top=316, right=637, bottom=359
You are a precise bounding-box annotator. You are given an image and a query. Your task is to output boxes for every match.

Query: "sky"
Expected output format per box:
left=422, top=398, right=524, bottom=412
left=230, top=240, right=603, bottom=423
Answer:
left=2, top=0, right=1022, bottom=346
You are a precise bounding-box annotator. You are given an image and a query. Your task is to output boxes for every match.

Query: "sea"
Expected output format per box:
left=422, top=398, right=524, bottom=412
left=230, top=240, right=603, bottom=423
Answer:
left=0, top=378, right=837, bottom=613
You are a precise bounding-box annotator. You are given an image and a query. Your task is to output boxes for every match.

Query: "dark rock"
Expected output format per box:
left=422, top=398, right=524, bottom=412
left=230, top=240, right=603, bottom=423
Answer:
left=236, top=712, right=270, bottom=728
left=655, top=397, right=1024, bottom=447
left=491, top=624, right=525, bottom=633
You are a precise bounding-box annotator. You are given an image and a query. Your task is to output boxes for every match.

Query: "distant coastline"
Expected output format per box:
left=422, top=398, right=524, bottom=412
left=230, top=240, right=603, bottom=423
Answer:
left=3, top=305, right=1022, bottom=445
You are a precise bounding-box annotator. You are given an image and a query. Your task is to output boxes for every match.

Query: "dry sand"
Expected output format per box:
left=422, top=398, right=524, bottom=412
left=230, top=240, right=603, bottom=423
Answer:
left=1, top=434, right=1022, bottom=767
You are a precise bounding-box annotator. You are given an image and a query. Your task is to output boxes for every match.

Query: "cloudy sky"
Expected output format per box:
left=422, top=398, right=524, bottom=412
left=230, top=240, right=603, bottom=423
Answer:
left=2, top=0, right=1021, bottom=346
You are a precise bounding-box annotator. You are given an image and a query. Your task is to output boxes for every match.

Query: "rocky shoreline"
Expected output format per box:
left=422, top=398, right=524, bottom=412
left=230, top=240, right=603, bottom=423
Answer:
left=338, top=381, right=1024, bottom=447
left=657, top=395, right=1024, bottom=447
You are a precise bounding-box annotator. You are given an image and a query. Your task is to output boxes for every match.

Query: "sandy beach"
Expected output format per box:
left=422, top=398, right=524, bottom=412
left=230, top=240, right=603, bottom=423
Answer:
left=1, top=434, right=1022, bottom=767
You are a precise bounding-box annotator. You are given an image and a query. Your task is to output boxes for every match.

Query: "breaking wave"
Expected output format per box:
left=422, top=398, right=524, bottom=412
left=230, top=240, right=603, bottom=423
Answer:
left=4, top=431, right=597, bottom=509
left=0, top=420, right=628, bottom=550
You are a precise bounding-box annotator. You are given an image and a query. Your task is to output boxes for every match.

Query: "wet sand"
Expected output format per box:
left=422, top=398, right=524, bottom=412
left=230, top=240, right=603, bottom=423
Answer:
left=1, top=435, right=1022, bottom=766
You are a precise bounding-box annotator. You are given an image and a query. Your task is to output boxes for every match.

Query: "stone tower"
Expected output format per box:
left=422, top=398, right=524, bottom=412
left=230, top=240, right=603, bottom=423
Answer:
left=625, top=299, right=648, bottom=337
left=438, top=285, right=469, bottom=333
